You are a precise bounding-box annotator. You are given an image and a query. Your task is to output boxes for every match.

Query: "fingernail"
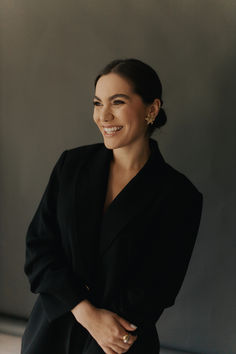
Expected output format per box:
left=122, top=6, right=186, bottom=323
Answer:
left=130, top=323, right=137, bottom=329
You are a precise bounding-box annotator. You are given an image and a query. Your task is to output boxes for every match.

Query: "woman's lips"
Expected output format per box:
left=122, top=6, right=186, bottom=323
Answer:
left=103, top=126, right=123, bottom=136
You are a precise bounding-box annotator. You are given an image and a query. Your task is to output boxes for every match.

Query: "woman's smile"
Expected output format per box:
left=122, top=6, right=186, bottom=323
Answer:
left=103, top=125, right=123, bottom=136
left=93, top=73, right=150, bottom=150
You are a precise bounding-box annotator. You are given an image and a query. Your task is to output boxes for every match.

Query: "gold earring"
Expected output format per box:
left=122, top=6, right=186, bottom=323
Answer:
left=145, top=113, right=155, bottom=125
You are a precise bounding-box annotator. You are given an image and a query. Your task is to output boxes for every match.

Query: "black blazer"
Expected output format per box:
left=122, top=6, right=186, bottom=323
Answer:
left=21, top=138, right=203, bottom=354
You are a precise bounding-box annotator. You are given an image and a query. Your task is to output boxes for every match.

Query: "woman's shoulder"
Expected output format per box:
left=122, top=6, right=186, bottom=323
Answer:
left=62, top=142, right=104, bottom=165
left=151, top=138, right=202, bottom=199
left=163, top=160, right=203, bottom=201
left=52, top=142, right=104, bottom=176
left=67, top=141, right=104, bottom=156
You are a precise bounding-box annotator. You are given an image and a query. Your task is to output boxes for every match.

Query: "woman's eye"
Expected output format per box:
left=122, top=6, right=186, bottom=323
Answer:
left=113, top=100, right=124, bottom=105
left=93, top=100, right=125, bottom=106
left=93, top=101, right=101, bottom=106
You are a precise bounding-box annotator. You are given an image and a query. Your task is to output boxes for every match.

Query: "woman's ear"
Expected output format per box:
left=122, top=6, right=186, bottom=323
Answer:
left=148, top=98, right=161, bottom=118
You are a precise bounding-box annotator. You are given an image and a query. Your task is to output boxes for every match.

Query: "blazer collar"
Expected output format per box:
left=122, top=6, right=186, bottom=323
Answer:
left=98, top=138, right=166, bottom=256
left=74, top=138, right=167, bottom=276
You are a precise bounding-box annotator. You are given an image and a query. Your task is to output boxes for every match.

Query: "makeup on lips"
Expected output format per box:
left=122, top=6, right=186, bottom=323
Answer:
left=103, top=126, right=123, bottom=136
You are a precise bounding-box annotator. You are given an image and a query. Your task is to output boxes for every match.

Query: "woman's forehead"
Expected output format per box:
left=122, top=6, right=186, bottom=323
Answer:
left=95, top=73, right=134, bottom=96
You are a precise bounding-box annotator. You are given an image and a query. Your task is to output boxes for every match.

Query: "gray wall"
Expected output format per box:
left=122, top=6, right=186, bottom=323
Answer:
left=0, top=1, right=235, bottom=353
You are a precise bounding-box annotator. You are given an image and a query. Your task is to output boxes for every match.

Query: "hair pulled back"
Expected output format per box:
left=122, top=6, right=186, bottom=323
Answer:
left=94, top=58, right=167, bottom=137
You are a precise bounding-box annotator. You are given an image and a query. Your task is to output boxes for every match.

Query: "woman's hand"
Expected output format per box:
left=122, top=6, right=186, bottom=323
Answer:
left=86, top=307, right=138, bottom=354
left=71, top=300, right=138, bottom=353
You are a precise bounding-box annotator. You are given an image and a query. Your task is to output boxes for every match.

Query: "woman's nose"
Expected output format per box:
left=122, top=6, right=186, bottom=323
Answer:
left=100, top=107, right=114, bottom=122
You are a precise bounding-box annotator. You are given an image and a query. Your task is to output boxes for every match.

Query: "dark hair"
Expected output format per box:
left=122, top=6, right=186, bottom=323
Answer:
left=94, top=58, right=167, bottom=137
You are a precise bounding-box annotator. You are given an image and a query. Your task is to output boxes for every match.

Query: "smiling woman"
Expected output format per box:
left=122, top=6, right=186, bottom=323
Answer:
left=21, top=58, right=203, bottom=354
left=93, top=73, right=152, bottom=149
left=92, top=60, right=168, bottom=216
left=93, top=58, right=167, bottom=138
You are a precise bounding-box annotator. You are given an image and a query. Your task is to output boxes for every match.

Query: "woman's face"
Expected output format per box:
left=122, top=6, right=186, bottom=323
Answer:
left=93, top=73, right=150, bottom=150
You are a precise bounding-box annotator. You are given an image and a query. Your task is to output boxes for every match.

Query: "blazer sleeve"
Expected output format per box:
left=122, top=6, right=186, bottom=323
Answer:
left=24, top=151, right=89, bottom=322
left=123, top=186, right=203, bottom=327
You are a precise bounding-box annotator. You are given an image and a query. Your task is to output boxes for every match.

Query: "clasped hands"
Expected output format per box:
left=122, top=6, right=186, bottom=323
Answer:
left=71, top=299, right=138, bottom=354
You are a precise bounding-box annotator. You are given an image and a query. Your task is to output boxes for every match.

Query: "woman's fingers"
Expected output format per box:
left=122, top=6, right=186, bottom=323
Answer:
left=114, top=314, right=138, bottom=332
left=110, top=343, right=128, bottom=353
left=119, top=333, right=137, bottom=346
left=114, top=333, right=138, bottom=353
left=109, top=314, right=138, bottom=352
left=103, top=348, right=117, bottom=354
left=87, top=308, right=138, bottom=353
left=103, top=332, right=137, bottom=353
left=112, top=339, right=130, bottom=352
left=107, top=342, right=130, bottom=354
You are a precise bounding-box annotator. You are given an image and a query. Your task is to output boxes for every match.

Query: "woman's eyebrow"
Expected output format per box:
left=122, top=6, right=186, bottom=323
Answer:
left=93, top=94, right=131, bottom=101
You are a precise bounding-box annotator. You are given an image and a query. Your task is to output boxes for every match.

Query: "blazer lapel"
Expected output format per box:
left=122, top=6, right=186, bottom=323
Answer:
left=73, top=143, right=112, bottom=280
left=73, top=138, right=167, bottom=279
left=98, top=138, right=167, bottom=258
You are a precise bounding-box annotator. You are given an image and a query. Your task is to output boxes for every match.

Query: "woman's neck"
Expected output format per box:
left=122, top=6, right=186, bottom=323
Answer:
left=111, top=137, right=151, bottom=172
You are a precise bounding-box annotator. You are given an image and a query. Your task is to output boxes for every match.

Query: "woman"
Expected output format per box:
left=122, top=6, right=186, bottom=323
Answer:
left=21, top=58, right=203, bottom=354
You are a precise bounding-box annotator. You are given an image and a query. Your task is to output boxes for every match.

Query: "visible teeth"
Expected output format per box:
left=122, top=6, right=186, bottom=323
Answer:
left=104, top=126, right=122, bottom=132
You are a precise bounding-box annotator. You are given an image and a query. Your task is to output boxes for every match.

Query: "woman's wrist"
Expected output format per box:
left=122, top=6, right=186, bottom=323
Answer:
left=71, top=299, right=97, bottom=329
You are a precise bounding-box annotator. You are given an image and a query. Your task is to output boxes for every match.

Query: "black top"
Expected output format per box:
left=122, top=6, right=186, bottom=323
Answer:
left=21, top=138, right=203, bottom=354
